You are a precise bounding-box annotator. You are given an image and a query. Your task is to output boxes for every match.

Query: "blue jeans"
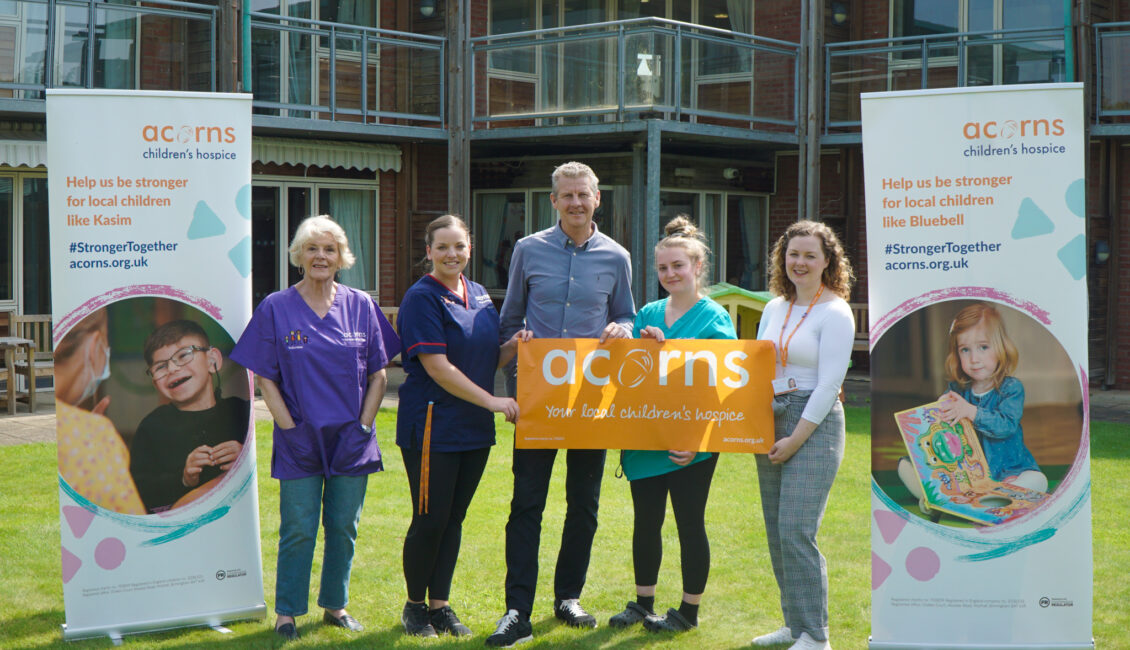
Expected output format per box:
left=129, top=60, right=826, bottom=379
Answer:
left=275, top=474, right=368, bottom=616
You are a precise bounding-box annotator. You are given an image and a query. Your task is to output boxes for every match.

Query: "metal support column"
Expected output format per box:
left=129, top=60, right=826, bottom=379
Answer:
left=631, top=140, right=646, bottom=307
left=804, top=0, right=823, bottom=221
left=448, top=0, right=470, bottom=219
left=645, top=120, right=661, bottom=304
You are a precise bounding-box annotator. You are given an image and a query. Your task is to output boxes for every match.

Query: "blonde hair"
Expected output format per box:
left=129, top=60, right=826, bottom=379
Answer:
left=287, top=215, right=356, bottom=270
left=768, top=220, right=854, bottom=300
left=944, top=303, right=1018, bottom=390
left=55, top=309, right=108, bottom=364
left=656, top=215, right=711, bottom=296
left=551, top=161, right=599, bottom=196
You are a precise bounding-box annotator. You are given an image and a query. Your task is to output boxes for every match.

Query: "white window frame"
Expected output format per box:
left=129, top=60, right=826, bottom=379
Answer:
left=253, top=176, right=381, bottom=298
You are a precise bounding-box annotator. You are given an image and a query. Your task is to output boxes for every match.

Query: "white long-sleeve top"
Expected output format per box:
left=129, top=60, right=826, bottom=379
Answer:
left=756, top=295, right=855, bottom=425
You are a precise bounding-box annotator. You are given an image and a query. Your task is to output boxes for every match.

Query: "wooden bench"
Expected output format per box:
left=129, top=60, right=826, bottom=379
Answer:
left=849, top=302, right=869, bottom=352
left=11, top=314, right=54, bottom=411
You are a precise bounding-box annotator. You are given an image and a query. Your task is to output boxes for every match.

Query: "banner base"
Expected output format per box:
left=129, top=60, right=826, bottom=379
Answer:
left=61, top=603, right=266, bottom=641
left=869, top=638, right=1094, bottom=650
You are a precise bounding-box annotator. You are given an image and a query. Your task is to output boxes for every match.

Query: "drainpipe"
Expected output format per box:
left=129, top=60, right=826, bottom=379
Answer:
left=796, top=1, right=808, bottom=220
left=242, top=0, right=251, bottom=92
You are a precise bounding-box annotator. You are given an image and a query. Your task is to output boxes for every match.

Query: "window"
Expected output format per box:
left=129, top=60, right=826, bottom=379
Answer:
left=0, top=172, right=50, bottom=313
left=250, top=0, right=380, bottom=118
left=251, top=179, right=379, bottom=306
left=890, top=0, right=1066, bottom=85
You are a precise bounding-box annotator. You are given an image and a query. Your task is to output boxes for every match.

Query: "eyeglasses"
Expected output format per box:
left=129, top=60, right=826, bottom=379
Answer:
left=146, top=345, right=211, bottom=379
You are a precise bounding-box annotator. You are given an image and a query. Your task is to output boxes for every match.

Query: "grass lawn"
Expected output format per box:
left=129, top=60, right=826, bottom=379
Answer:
left=2, top=406, right=1127, bottom=648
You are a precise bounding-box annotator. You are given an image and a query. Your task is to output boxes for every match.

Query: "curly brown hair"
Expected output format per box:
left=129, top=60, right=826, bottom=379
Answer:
left=767, top=220, right=854, bottom=300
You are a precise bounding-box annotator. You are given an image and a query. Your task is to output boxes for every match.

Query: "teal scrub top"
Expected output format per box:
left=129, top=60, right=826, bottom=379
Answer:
left=624, top=297, right=737, bottom=481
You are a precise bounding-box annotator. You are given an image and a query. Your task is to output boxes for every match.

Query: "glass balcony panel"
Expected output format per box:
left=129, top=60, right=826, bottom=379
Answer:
left=287, top=30, right=313, bottom=118
left=58, top=4, right=92, bottom=87
left=1, top=1, right=48, bottom=99
left=623, top=31, right=671, bottom=108
left=1099, top=31, right=1130, bottom=116
left=322, top=32, right=369, bottom=121
left=136, top=13, right=211, bottom=91
left=751, top=50, right=795, bottom=124
left=95, top=6, right=136, bottom=89
left=251, top=25, right=282, bottom=115
left=1003, top=40, right=1065, bottom=84
left=474, top=18, right=797, bottom=129
left=827, top=52, right=890, bottom=125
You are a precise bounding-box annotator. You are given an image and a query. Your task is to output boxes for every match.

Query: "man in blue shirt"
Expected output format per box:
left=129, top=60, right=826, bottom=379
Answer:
left=486, top=162, right=636, bottom=647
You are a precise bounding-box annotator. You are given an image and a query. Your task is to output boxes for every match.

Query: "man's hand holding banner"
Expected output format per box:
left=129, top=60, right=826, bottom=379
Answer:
left=516, top=339, right=775, bottom=453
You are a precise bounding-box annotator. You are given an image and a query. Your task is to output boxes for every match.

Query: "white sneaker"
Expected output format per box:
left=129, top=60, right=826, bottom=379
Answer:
left=752, top=626, right=793, bottom=646
left=788, top=632, right=831, bottom=650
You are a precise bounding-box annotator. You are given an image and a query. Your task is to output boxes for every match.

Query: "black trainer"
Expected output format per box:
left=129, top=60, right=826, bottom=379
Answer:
left=402, top=601, right=438, bottom=637
left=485, top=609, right=533, bottom=647
left=431, top=605, right=473, bottom=637
left=554, top=599, right=597, bottom=629
left=609, top=601, right=653, bottom=628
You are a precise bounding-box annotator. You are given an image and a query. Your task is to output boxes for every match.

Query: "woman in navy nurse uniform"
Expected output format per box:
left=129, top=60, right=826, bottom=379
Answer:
left=232, top=215, right=398, bottom=641
left=396, top=215, right=527, bottom=638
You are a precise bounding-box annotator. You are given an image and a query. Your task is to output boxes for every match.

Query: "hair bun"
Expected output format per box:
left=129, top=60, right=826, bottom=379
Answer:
left=664, top=215, right=703, bottom=240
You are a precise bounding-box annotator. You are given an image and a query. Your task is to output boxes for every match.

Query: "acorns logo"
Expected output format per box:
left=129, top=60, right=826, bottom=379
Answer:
left=617, top=349, right=653, bottom=388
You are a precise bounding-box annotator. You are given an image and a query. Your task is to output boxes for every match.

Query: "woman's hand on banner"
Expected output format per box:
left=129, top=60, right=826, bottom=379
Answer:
left=668, top=449, right=695, bottom=465
left=640, top=326, right=666, bottom=343
left=489, top=396, right=520, bottom=423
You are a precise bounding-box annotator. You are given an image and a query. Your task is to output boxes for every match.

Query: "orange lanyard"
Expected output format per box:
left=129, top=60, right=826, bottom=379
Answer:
left=777, top=285, right=824, bottom=369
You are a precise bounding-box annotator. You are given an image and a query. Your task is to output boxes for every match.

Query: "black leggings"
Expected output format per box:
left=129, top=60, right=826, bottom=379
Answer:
left=629, top=453, right=719, bottom=595
left=402, top=446, right=490, bottom=603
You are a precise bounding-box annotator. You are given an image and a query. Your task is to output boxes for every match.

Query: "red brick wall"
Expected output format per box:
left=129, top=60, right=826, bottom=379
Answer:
left=1115, top=145, right=1130, bottom=387
left=379, top=169, right=397, bottom=306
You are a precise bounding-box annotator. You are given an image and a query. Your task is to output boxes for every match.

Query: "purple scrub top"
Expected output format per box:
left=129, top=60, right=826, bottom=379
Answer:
left=232, top=285, right=400, bottom=480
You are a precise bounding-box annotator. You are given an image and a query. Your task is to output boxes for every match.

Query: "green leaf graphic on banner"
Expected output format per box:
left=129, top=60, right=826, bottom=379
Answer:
left=1011, top=198, right=1054, bottom=239
left=188, top=200, right=226, bottom=239
left=1057, top=234, right=1086, bottom=280
left=235, top=184, right=251, bottom=220
left=228, top=235, right=251, bottom=278
left=1065, top=178, right=1085, bottom=218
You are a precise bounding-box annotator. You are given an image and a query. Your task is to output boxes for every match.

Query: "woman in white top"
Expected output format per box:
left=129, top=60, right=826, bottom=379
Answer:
left=751, top=220, right=855, bottom=650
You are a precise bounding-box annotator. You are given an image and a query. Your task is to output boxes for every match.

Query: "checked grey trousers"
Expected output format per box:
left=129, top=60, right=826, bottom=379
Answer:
left=755, top=390, right=845, bottom=643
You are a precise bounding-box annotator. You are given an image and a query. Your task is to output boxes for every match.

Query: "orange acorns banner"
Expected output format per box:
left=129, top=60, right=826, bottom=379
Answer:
left=516, top=338, right=775, bottom=452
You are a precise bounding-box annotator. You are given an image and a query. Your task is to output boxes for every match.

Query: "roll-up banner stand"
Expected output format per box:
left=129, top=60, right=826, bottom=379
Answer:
left=863, top=84, right=1092, bottom=649
left=47, top=90, right=264, bottom=641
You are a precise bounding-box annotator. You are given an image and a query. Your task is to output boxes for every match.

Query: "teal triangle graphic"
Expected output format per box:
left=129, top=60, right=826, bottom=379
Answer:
left=1056, top=234, right=1085, bottom=280
left=228, top=236, right=251, bottom=278
left=1011, top=198, right=1054, bottom=239
left=188, top=201, right=226, bottom=240
left=1064, top=178, right=1085, bottom=218
left=235, top=184, right=251, bottom=220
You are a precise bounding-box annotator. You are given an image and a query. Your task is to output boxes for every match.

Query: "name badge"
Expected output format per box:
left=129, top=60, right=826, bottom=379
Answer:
left=772, top=376, right=799, bottom=396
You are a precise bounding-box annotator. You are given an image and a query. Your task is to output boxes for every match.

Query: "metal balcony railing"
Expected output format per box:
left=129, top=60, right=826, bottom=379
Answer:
left=248, top=11, right=444, bottom=127
left=0, top=0, right=216, bottom=101
left=1095, top=22, right=1130, bottom=121
left=471, top=17, right=799, bottom=130
left=825, top=26, right=1067, bottom=132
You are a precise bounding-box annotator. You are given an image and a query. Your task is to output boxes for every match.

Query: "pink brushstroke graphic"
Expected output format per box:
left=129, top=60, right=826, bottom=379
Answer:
left=63, top=505, right=95, bottom=538
left=55, top=285, right=223, bottom=345
left=872, top=552, right=892, bottom=590
left=906, top=547, right=941, bottom=582
left=874, top=508, right=908, bottom=545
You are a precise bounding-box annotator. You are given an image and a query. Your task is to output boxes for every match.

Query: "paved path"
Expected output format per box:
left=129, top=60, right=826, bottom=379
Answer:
left=2, top=369, right=1127, bottom=447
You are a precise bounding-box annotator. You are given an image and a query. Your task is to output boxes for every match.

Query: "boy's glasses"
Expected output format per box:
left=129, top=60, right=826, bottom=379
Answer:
left=146, top=345, right=211, bottom=379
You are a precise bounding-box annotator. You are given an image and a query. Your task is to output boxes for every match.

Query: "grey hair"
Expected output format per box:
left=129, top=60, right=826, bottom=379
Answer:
left=288, top=215, right=356, bottom=270
left=551, top=161, right=599, bottom=196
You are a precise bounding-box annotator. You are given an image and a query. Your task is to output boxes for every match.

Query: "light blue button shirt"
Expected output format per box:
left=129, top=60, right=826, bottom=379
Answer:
left=499, top=222, right=635, bottom=341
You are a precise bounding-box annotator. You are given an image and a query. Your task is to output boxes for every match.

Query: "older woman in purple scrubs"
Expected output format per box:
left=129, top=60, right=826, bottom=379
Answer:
left=232, top=215, right=398, bottom=641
